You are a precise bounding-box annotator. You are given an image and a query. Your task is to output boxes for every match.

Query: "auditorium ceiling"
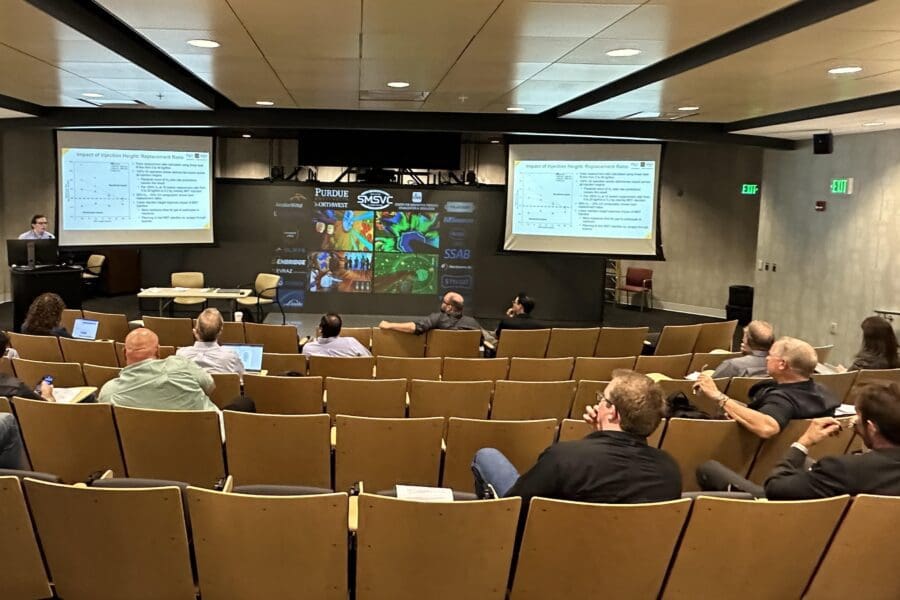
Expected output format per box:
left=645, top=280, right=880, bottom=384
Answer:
left=0, top=0, right=898, bottom=145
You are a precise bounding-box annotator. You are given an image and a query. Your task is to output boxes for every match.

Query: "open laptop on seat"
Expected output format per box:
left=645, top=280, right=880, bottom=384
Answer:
left=223, top=343, right=264, bottom=373
left=71, top=318, right=100, bottom=340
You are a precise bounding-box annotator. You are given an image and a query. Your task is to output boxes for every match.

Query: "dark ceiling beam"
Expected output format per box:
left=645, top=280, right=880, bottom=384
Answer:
left=0, top=92, right=46, bottom=116
left=25, top=0, right=236, bottom=110
left=726, top=89, right=900, bottom=131
left=548, top=0, right=878, bottom=118
left=0, top=107, right=796, bottom=149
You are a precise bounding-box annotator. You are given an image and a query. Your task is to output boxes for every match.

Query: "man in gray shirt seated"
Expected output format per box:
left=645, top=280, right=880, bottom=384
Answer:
left=302, top=313, right=371, bottom=357
left=711, top=320, right=774, bottom=378
left=176, top=308, right=245, bottom=375
left=378, top=291, right=481, bottom=335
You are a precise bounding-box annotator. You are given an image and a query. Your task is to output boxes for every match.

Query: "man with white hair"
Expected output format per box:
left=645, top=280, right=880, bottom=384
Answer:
left=695, top=336, right=839, bottom=439
left=176, top=308, right=245, bottom=374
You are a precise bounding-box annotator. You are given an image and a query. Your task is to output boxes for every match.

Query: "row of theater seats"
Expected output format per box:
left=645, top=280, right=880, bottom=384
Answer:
left=0, top=394, right=866, bottom=494
left=2, top=476, right=896, bottom=599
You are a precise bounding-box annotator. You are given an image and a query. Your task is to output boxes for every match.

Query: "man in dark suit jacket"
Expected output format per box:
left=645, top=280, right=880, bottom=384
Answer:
left=698, top=382, right=900, bottom=498
left=495, top=292, right=544, bottom=339
left=472, top=370, right=682, bottom=505
left=764, top=382, right=900, bottom=499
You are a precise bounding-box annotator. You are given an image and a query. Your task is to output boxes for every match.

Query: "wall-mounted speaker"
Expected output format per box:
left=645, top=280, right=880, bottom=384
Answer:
left=813, top=133, right=833, bottom=154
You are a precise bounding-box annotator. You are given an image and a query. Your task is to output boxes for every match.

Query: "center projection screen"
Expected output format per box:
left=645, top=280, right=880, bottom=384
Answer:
left=504, top=144, right=662, bottom=255
left=56, top=131, right=214, bottom=246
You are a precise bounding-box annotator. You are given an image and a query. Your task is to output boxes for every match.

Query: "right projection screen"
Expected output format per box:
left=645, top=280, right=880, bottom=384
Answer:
left=504, top=144, right=662, bottom=255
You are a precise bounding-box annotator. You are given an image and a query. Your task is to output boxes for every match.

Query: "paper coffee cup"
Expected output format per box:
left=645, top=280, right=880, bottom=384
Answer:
left=234, top=311, right=243, bottom=322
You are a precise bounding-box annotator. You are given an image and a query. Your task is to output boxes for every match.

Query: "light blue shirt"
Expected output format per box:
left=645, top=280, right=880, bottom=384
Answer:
left=18, top=230, right=55, bottom=239
left=302, top=336, right=371, bottom=357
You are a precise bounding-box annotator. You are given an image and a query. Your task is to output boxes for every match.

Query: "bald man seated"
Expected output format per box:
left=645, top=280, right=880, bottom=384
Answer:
left=379, top=291, right=481, bottom=335
left=711, top=320, right=775, bottom=378
left=99, top=328, right=252, bottom=412
left=176, top=308, right=245, bottom=374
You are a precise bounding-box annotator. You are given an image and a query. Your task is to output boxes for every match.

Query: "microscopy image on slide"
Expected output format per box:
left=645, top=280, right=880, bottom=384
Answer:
left=373, top=253, right=437, bottom=295
left=375, top=211, right=440, bottom=253
left=311, top=210, right=374, bottom=251
left=308, top=251, right=372, bottom=293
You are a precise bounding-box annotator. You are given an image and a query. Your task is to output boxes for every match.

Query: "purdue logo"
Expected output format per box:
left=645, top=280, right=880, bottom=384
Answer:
left=357, top=189, right=393, bottom=210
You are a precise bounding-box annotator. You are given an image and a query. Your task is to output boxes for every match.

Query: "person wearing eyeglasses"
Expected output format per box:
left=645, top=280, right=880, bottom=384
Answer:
left=378, top=291, right=481, bottom=334
left=695, top=336, right=838, bottom=440
left=471, top=369, right=681, bottom=505
left=697, top=383, right=900, bottom=499
left=18, top=214, right=55, bottom=239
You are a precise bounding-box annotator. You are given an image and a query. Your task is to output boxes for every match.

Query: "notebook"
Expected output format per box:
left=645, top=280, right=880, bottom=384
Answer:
left=224, top=343, right=264, bottom=372
left=71, top=318, right=99, bottom=340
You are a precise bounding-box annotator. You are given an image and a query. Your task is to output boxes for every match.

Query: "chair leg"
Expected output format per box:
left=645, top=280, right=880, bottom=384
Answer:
left=277, top=301, right=285, bottom=325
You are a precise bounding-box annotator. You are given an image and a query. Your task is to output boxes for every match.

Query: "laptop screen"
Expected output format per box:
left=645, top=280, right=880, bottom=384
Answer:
left=71, top=318, right=99, bottom=340
left=224, top=344, right=264, bottom=372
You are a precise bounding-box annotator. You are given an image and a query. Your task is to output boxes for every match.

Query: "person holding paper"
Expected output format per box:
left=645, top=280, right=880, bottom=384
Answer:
left=18, top=214, right=55, bottom=239
left=472, top=370, right=681, bottom=505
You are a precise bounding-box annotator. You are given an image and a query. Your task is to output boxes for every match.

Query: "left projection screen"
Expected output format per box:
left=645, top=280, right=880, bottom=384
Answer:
left=57, top=131, right=214, bottom=246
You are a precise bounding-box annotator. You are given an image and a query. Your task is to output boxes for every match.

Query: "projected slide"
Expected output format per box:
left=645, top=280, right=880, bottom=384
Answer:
left=375, top=211, right=440, bottom=252
left=57, top=132, right=214, bottom=246
left=61, top=148, right=210, bottom=230
left=373, top=253, right=437, bottom=294
left=512, top=161, right=654, bottom=239
left=505, top=144, right=662, bottom=255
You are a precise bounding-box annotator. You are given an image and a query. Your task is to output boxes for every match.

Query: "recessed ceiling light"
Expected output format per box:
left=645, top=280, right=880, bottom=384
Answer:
left=255, top=100, right=275, bottom=106
left=82, top=92, right=103, bottom=98
left=506, top=106, right=525, bottom=112
left=606, top=48, right=641, bottom=57
left=862, top=121, right=885, bottom=127
left=490, top=137, right=501, bottom=144
left=242, top=134, right=252, bottom=138
left=828, top=65, right=862, bottom=75
left=187, top=39, right=220, bottom=49
left=387, top=81, right=410, bottom=89
left=677, top=105, right=700, bottom=111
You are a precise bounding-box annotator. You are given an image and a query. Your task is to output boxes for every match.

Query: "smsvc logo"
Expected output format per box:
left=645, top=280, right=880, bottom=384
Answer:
left=357, top=189, right=393, bottom=210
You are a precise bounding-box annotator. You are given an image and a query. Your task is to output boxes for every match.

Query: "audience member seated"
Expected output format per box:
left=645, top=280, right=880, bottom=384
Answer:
left=176, top=308, right=245, bottom=375
left=711, top=320, right=774, bottom=378
left=21, top=292, right=71, bottom=337
left=0, top=413, right=27, bottom=469
left=836, top=316, right=899, bottom=371
left=0, top=331, right=55, bottom=401
left=695, top=336, right=839, bottom=439
left=472, top=369, right=681, bottom=506
left=99, top=328, right=252, bottom=412
left=379, top=291, right=481, bottom=335
left=495, top=292, right=543, bottom=339
left=302, top=313, right=371, bottom=357
left=697, top=382, right=900, bottom=499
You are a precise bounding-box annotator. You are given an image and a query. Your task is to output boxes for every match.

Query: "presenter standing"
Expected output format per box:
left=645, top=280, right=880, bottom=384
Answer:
left=18, top=214, right=55, bottom=239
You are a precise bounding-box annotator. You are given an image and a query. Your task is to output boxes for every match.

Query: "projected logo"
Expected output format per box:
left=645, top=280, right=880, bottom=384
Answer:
left=442, top=248, right=471, bottom=260
left=441, top=275, right=473, bottom=290
left=357, top=189, right=393, bottom=210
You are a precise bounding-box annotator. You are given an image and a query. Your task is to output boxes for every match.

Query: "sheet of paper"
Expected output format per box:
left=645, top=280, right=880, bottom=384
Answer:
left=835, top=404, right=857, bottom=416
left=395, top=485, right=454, bottom=502
left=53, top=386, right=96, bottom=404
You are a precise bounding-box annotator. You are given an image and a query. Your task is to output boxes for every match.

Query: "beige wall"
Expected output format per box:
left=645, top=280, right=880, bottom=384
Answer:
left=622, top=143, right=763, bottom=316
left=755, top=129, right=900, bottom=367
left=0, top=129, right=56, bottom=300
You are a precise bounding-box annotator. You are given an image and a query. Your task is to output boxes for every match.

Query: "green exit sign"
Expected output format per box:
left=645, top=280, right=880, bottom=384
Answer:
left=741, top=183, right=759, bottom=195
left=830, top=178, right=854, bottom=194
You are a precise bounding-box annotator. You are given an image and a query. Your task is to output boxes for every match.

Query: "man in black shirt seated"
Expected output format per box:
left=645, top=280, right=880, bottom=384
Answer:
left=694, top=336, right=838, bottom=439
left=472, top=369, right=681, bottom=505
left=378, top=291, right=481, bottom=334
left=698, top=382, right=900, bottom=498
left=495, top=292, right=543, bottom=339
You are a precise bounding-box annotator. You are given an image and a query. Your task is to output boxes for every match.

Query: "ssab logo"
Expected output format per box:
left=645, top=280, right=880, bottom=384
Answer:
left=442, top=248, right=471, bottom=260
left=357, top=189, right=393, bottom=210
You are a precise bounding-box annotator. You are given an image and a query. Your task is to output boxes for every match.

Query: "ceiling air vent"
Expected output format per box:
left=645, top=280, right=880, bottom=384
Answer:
left=78, top=98, right=149, bottom=108
left=359, top=89, right=430, bottom=102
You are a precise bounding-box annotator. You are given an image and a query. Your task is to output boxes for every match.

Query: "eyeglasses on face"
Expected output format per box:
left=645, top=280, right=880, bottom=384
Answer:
left=595, top=391, right=615, bottom=407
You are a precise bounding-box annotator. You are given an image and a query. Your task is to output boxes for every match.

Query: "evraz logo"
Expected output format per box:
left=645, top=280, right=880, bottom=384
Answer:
left=357, top=189, right=393, bottom=210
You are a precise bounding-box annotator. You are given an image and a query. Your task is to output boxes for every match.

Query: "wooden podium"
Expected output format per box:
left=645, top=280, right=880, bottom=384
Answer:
left=10, top=266, right=83, bottom=332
